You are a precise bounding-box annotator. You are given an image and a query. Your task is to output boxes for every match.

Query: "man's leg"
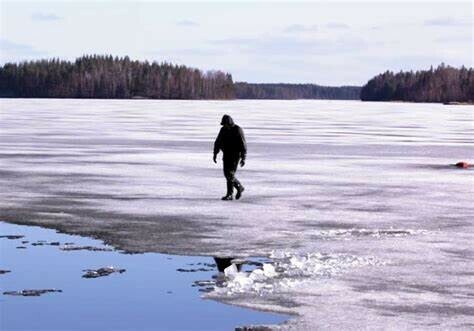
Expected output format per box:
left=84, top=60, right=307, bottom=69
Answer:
left=225, top=156, right=245, bottom=200
left=234, top=176, right=245, bottom=200
left=222, top=158, right=237, bottom=200
left=227, top=157, right=244, bottom=199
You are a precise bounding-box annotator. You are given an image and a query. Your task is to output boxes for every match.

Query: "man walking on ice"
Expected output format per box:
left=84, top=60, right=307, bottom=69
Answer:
left=213, top=115, right=247, bottom=201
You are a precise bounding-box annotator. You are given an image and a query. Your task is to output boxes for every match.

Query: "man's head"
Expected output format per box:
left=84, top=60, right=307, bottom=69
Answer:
left=220, top=114, right=234, bottom=128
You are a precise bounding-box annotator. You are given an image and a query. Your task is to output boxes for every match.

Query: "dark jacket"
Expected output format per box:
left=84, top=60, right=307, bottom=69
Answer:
left=213, top=115, right=247, bottom=159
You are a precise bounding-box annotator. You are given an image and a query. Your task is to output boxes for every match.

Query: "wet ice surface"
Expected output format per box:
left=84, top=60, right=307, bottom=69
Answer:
left=0, top=222, right=286, bottom=330
left=1, top=99, right=474, bottom=329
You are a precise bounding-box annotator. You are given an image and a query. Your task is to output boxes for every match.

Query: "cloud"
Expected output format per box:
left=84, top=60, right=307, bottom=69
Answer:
left=435, top=34, right=472, bottom=44
left=0, top=39, right=38, bottom=52
left=176, top=20, right=199, bottom=27
left=424, top=17, right=471, bottom=27
left=147, top=48, right=226, bottom=58
left=284, top=23, right=350, bottom=34
left=31, top=13, right=62, bottom=21
left=212, top=35, right=367, bottom=56
left=0, top=39, right=46, bottom=63
left=284, top=24, right=318, bottom=33
left=325, top=22, right=349, bottom=29
left=356, top=54, right=462, bottom=71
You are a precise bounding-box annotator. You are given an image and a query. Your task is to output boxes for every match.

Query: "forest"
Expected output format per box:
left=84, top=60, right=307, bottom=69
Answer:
left=360, top=64, right=474, bottom=103
left=0, top=55, right=235, bottom=99
left=234, top=83, right=361, bottom=100
left=1, top=57, right=472, bottom=102
left=0, top=55, right=361, bottom=100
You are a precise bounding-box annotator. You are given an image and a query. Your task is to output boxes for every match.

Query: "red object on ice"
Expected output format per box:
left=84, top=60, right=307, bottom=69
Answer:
left=455, top=161, right=470, bottom=169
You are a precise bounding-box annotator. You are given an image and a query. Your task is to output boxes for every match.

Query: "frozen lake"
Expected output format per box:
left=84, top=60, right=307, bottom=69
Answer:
left=1, top=99, right=473, bottom=329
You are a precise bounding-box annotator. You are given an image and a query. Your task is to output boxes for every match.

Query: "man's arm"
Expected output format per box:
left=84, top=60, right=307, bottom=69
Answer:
left=213, top=128, right=223, bottom=163
left=238, top=127, right=247, bottom=166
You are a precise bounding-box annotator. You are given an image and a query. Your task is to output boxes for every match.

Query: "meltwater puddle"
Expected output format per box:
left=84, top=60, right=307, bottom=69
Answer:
left=0, top=222, right=287, bottom=331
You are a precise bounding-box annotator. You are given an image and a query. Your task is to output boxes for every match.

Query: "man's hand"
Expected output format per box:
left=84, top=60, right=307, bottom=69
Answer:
left=213, top=154, right=217, bottom=164
left=240, top=159, right=245, bottom=167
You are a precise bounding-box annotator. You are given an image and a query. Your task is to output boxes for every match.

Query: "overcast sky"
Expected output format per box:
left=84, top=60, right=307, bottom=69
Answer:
left=0, top=1, right=472, bottom=85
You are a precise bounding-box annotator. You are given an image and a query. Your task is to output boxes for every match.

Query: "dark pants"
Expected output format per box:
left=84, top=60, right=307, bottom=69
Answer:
left=223, top=154, right=242, bottom=196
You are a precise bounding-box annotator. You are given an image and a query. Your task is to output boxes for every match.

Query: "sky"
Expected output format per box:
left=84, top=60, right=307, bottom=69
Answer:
left=0, top=1, right=472, bottom=85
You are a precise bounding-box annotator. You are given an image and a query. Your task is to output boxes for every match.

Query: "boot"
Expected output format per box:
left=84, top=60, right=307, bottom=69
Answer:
left=222, top=181, right=233, bottom=200
left=235, top=184, right=245, bottom=200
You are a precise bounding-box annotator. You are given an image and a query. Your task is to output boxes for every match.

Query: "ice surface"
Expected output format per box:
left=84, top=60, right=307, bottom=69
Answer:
left=1, top=99, right=473, bottom=329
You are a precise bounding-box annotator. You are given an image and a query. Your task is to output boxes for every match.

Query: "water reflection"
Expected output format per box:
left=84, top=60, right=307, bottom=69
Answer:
left=213, top=257, right=242, bottom=272
left=0, top=222, right=287, bottom=330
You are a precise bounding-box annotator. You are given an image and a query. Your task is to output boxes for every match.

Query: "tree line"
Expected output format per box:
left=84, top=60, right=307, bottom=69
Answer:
left=0, top=55, right=235, bottom=99
left=234, top=82, right=361, bottom=100
left=2, top=57, right=471, bottom=102
left=0, top=55, right=361, bottom=100
left=360, top=64, right=474, bottom=103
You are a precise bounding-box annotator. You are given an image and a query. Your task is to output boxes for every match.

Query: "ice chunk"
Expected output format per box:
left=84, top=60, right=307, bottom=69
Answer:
left=289, top=256, right=306, bottom=269
left=232, top=274, right=253, bottom=290
left=249, top=269, right=265, bottom=282
left=224, top=264, right=239, bottom=279
left=262, top=264, right=277, bottom=278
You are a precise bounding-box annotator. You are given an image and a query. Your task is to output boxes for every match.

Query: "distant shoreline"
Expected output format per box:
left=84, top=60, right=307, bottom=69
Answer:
left=0, top=96, right=362, bottom=101
left=2, top=97, right=473, bottom=105
left=2, top=57, right=471, bottom=103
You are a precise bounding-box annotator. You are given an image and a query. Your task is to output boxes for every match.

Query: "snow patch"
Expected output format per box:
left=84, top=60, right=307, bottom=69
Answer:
left=210, top=252, right=383, bottom=297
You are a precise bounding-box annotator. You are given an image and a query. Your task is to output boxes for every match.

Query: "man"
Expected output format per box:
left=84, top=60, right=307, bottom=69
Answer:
left=213, top=115, right=247, bottom=201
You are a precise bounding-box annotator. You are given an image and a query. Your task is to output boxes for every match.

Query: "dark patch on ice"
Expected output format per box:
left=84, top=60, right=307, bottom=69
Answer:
left=51, top=191, right=217, bottom=203
left=0, top=153, right=81, bottom=159
left=310, top=221, right=357, bottom=229
left=59, top=160, right=152, bottom=166
left=53, top=191, right=151, bottom=201
left=235, top=326, right=273, bottom=331
left=378, top=312, right=398, bottom=317
left=441, top=248, right=474, bottom=261
left=408, top=284, right=453, bottom=296
left=196, top=262, right=217, bottom=268
left=82, top=267, right=126, bottom=278
left=341, top=188, right=385, bottom=197
left=0, top=169, right=116, bottom=182
left=411, top=163, right=474, bottom=171
left=60, top=245, right=113, bottom=252
left=432, top=215, right=473, bottom=230
left=0, top=235, right=24, bottom=240
left=16, top=246, right=27, bottom=249
left=0, top=170, right=21, bottom=177
left=366, top=302, right=474, bottom=316
left=0, top=270, right=11, bottom=275
left=177, top=268, right=213, bottom=273
left=198, top=287, right=215, bottom=293
left=456, top=271, right=474, bottom=277
left=3, top=289, right=62, bottom=296
left=348, top=205, right=392, bottom=213
left=353, top=280, right=453, bottom=296
left=31, top=241, right=62, bottom=246
left=193, top=280, right=216, bottom=288
left=0, top=204, right=221, bottom=255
